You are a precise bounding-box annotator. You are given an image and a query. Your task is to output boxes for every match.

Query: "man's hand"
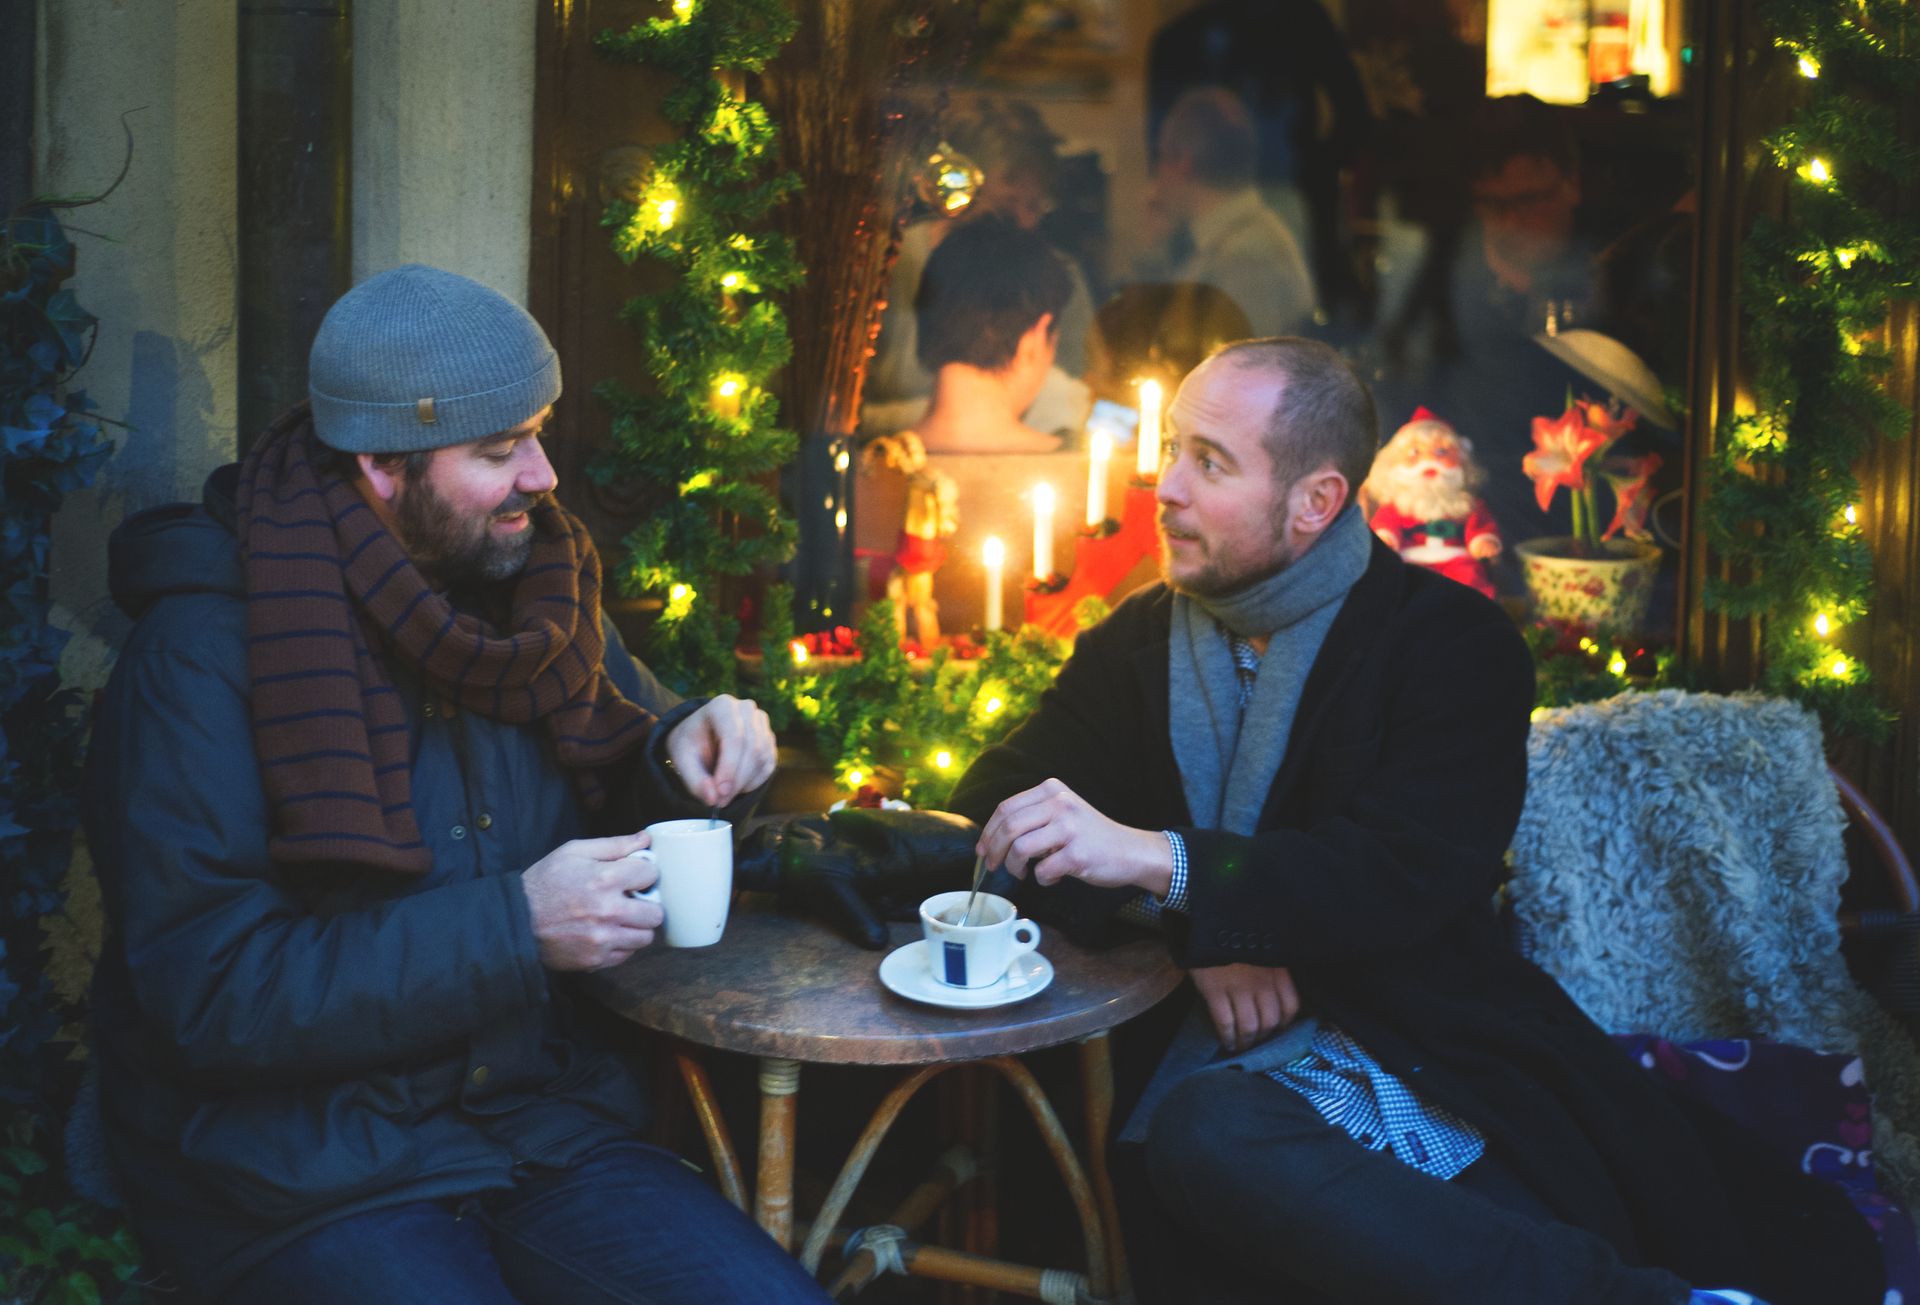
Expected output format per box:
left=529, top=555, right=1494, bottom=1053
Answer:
left=1192, top=963, right=1301, bottom=1053
left=522, top=833, right=664, bottom=971
left=666, top=695, right=777, bottom=809
left=977, top=778, right=1170, bottom=894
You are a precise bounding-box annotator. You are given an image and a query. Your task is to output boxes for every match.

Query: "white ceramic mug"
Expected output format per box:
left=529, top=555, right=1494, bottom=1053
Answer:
left=919, top=890, right=1041, bottom=989
left=627, top=818, right=733, bottom=948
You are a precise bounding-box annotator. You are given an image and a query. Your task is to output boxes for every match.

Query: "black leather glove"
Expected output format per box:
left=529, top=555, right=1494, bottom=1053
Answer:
left=735, top=808, right=983, bottom=949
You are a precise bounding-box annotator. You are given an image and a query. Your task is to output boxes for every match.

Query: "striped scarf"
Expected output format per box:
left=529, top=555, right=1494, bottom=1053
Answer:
left=237, top=405, right=655, bottom=874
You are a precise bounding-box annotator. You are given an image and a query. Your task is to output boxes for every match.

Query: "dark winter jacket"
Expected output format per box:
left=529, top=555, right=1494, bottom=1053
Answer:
left=83, top=467, right=714, bottom=1293
left=950, top=542, right=1759, bottom=1285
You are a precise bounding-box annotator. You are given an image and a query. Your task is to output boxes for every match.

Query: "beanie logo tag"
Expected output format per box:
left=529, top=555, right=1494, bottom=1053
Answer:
left=416, top=398, right=438, bottom=425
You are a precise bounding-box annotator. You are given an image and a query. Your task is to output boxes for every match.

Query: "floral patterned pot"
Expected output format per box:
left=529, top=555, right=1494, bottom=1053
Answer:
left=1514, top=536, right=1662, bottom=632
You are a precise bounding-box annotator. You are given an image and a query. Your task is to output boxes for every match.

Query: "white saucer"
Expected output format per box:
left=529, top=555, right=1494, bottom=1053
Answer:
left=877, top=939, right=1054, bottom=1010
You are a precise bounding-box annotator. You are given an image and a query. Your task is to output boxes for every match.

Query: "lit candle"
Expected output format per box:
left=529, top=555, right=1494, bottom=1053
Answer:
left=1085, top=431, right=1110, bottom=528
left=1136, top=379, right=1164, bottom=479
left=1031, top=484, right=1055, bottom=580
left=982, top=536, right=1005, bottom=632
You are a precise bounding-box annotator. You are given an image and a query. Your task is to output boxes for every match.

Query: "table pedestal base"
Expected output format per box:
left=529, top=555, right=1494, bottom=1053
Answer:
left=672, top=1035, right=1132, bottom=1303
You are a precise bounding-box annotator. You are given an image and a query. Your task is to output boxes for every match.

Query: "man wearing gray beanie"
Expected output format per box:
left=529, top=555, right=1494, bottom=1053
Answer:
left=83, top=265, right=828, bottom=1303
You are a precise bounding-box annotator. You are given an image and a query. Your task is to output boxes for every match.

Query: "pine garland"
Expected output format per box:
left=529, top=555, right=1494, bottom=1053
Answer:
left=758, top=585, right=1081, bottom=808
left=594, top=0, right=805, bottom=693
left=1704, top=0, right=1919, bottom=738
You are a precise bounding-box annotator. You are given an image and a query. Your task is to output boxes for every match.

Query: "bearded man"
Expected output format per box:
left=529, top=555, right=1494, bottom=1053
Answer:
left=1362, top=408, right=1502, bottom=598
left=83, top=265, right=830, bottom=1304
left=948, top=338, right=1873, bottom=1304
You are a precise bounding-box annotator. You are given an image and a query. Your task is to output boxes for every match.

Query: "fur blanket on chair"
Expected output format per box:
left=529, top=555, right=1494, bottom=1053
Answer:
left=1509, top=688, right=1920, bottom=1204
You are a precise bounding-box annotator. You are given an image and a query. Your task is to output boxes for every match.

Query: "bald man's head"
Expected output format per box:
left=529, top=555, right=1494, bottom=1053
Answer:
left=1208, top=338, right=1378, bottom=498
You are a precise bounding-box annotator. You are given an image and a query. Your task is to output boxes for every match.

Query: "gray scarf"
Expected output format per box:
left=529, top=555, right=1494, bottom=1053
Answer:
left=1168, top=505, right=1373, bottom=834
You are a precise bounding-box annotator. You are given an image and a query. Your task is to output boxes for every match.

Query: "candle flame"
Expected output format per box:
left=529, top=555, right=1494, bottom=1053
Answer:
left=982, top=536, right=1005, bottom=567
left=1033, top=483, right=1055, bottom=511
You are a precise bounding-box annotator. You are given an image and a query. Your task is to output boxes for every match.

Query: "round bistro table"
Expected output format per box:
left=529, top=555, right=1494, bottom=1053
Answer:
left=583, top=903, right=1183, bottom=1303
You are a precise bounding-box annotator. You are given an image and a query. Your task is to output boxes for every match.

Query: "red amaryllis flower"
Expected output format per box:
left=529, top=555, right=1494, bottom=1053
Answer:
left=1574, top=398, right=1638, bottom=447
left=1601, top=453, right=1664, bottom=541
left=1523, top=406, right=1609, bottom=511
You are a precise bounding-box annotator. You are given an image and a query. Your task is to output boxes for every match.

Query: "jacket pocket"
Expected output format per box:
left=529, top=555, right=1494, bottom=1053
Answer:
left=178, top=1080, right=422, bottom=1223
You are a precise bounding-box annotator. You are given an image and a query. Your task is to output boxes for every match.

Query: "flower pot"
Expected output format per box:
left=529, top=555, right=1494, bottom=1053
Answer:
left=1514, top=536, right=1662, bottom=633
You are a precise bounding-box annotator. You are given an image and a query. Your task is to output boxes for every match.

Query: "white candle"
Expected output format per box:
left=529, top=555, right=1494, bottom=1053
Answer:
left=1136, top=379, right=1164, bottom=479
left=1086, top=431, right=1111, bottom=528
left=1032, top=483, right=1055, bottom=580
left=982, top=536, right=1005, bottom=632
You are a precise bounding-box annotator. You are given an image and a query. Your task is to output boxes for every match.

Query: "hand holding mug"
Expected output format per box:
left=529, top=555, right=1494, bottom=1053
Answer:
left=624, top=818, right=735, bottom=948
left=522, top=833, right=664, bottom=972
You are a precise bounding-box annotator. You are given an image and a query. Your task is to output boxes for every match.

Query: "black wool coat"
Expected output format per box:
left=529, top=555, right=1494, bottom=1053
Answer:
left=950, top=540, right=1754, bottom=1285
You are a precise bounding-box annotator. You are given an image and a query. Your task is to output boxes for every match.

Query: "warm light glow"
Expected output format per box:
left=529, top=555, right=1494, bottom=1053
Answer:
left=665, top=582, right=696, bottom=621
left=1086, top=431, right=1111, bottom=528
left=1808, top=158, right=1832, bottom=185
left=984, top=696, right=1003, bottom=714
left=834, top=507, right=848, bottom=531
left=982, top=537, right=1005, bottom=632
left=716, top=377, right=742, bottom=398
left=1845, top=504, right=1858, bottom=525
left=720, top=272, right=743, bottom=290
left=1798, top=54, right=1821, bottom=78
left=1608, top=654, right=1628, bottom=677
left=846, top=769, right=865, bottom=788
left=712, top=374, right=745, bottom=419
left=728, top=234, right=755, bottom=251
left=933, top=749, right=953, bottom=770
left=1032, top=484, right=1056, bottom=579
left=671, top=0, right=694, bottom=19
left=655, top=197, right=679, bottom=229
left=834, top=449, right=851, bottom=473
left=669, top=583, right=690, bottom=601
left=790, top=640, right=809, bottom=666
left=1814, top=613, right=1833, bottom=637
left=679, top=471, right=715, bottom=493
left=1831, top=656, right=1851, bottom=679
left=1136, top=380, right=1164, bottom=479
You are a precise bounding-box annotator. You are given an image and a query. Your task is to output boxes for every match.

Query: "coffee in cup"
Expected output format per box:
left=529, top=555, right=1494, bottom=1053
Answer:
left=627, top=818, right=733, bottom=948
left=919, top=890, right=1041, bottom=989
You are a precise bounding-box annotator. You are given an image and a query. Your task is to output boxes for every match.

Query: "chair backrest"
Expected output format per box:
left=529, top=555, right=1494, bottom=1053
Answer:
left=1509, top=689, right=1862, bottom=1050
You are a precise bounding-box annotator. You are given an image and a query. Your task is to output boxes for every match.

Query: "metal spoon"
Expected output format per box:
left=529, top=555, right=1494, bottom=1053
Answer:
left=960, top=852, right=989, bottom=926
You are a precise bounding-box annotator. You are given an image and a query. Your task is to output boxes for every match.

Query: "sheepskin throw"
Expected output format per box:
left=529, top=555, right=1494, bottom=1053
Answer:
left=1509, top=689, right=1920, bottom=1203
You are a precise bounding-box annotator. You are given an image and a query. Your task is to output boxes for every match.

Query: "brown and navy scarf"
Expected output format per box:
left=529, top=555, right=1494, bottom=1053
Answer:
left=237, top=404, right=655, bottom=874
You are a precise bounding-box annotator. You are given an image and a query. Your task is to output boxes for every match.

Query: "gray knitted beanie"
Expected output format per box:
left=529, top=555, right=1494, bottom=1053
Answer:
left=307, top=264, right=562, bottom=453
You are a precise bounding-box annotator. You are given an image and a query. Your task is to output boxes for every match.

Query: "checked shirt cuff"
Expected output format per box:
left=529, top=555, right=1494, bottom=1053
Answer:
left=1116, top=831, right=1190, bottom=926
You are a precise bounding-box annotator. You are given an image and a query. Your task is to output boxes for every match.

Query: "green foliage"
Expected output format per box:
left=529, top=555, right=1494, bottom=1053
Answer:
left=0, top=1112, right=143, bottom=1303
left=759, top=595, right=1083, bottom=810
left=1524, top=622, right=1676, bottom=710
left=1703, top=0, right=1919, bottom=738
left=1, top=207, right=140, bottom=1297
left=594, top=0, right=804, bottom=694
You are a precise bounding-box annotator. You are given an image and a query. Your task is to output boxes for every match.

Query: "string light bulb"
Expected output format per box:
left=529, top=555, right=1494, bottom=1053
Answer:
left=790, top=640, right=809, bottom=666
left=1831, top=656, right=1851, bottom=679
left=984, top=696, right=1004, bottom=715
left=1798, top=54, right=1820, bottom=78
left=1814, top=612, right=1833, bottom=637
left=1807, top=158, right=1832, bottom=185
left=1608, top=654, right=1628, bottom=677
left=672, top=0, right=694, bottom=20
left=1845, top=504, right=1858, bottom=525
left=845, top=769, right=865, bottom=788
left=933, top=749, right=953, bottom=770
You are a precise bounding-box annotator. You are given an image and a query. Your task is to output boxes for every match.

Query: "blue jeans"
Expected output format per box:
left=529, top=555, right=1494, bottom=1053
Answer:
left=221, top=1141, right=829, bottom=1305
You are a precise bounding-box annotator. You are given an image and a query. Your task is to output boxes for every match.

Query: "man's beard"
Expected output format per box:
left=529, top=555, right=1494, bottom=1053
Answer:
left=1157, top=507, right=1290, bottom=598
left=1376, top=463, right=1473, bottom=522
left=396, top=479, right=546, bottom=588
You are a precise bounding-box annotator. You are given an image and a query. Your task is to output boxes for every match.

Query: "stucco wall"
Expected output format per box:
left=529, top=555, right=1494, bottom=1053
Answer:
left=35, top=0, right=538, bottom=687
left=35, top=0, right=241, bottom=685
left=352, top=0, right=536, bottom=304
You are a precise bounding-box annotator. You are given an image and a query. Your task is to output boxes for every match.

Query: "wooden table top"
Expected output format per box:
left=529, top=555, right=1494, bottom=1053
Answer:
left=582, top=902, right=1184, bottom=1066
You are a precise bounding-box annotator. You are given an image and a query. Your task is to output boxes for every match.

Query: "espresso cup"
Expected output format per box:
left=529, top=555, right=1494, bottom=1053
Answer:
left=919, top=890, right=1041, bottom=989
left=627, top=818, right=733, bottom=948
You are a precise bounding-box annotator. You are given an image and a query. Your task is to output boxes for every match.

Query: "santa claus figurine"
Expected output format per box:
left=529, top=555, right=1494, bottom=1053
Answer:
left=1362, top=408, right=1502, bottom=599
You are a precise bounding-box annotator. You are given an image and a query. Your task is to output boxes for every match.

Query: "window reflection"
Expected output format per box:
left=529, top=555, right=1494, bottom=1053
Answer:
left=855, top=0, right=1696, bottom=644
